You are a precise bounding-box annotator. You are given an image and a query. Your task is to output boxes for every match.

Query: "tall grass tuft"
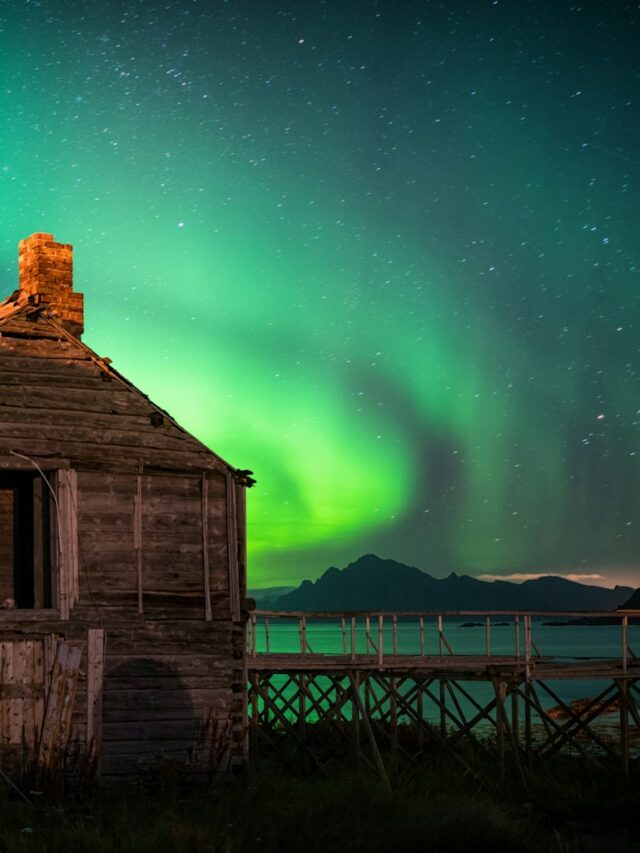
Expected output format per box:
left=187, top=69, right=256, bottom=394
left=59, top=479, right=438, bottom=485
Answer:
left=0, top=751, right=637, bottom=852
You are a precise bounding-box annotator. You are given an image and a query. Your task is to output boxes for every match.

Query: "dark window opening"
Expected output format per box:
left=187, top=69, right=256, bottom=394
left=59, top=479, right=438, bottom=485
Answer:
left=0, top=471, right=53, bottom=609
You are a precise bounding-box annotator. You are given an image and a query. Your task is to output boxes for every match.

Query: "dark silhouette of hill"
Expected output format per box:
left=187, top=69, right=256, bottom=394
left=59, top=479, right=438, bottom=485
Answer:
left=272, top=554, right=633, bottom=612
left=620, top=588, right=640, bottom=609
left=247, top=586, right=294, bottom=608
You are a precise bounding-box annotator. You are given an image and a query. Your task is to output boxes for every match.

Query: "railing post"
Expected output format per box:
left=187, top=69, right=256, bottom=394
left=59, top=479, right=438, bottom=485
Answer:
left=622, top=614, right=628, bottom=673
left=437, top=613, right=446, bottom=736
left=529, top=615, right=542, bottom=659
left=419, top=615, right=425, bottom=656
left=341, top=618, right=347, bottom=656
left=301, top=615, right=307, bottom=656
left=378, top=614, right=384, bottom=667
left=524, top=612, right=532, bottom=758
left=264, top=617, right=270, bottom=654
left=365, top=616, right=371, bottom=653
left=351, top=616, right=356, bottom=661
left=515, top=614, right=520, bottom=659
left=485, top=615, right=491, bottom=657
left=393, top=614, right=398, bottom=656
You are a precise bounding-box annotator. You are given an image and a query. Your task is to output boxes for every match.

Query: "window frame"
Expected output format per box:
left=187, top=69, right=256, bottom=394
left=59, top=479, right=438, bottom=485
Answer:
left=0, top=464, right=77, bottom=621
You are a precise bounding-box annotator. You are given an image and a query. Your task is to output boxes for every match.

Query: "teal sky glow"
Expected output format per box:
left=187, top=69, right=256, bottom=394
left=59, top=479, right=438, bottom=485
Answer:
left=1, top=1, right=639, bottom=588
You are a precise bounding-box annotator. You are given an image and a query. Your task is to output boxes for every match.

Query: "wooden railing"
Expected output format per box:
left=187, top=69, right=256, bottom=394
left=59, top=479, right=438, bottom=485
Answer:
left=246, top=610, right=639, bottom=672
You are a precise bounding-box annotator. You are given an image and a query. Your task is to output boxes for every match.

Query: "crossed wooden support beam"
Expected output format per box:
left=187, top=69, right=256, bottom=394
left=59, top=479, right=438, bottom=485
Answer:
left=247, top=669, right=640, bottom=786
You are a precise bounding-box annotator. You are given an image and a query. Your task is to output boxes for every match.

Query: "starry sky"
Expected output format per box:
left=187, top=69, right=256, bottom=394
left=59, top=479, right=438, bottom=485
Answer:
left=1, top=1, right=639, bottom=588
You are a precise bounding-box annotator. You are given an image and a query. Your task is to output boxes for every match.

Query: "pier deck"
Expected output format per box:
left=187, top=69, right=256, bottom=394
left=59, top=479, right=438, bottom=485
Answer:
left=249, top=652, right=639, bottom=680
left=246, top=609, right=640, bottom=784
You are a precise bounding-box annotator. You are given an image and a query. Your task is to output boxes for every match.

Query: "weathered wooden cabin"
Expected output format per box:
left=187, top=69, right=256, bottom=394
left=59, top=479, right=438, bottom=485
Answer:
left=0, top=232, right=253, bottom=779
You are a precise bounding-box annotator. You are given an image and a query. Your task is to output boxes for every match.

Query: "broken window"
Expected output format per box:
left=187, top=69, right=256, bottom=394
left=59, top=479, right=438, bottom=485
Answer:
left=0, top=471, right=53, bottom=609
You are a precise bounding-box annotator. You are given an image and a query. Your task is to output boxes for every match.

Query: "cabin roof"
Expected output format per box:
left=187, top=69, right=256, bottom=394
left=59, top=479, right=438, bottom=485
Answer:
left=0, top=293, right=248, bottom=479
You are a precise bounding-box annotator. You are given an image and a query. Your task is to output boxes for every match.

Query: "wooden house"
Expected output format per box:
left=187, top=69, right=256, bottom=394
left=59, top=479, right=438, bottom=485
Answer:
left=0, top=232, right=254, bottom=779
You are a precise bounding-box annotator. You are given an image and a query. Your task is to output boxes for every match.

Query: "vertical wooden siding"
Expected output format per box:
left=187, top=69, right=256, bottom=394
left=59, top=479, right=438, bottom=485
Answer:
left=0, top=637, right=46, bottom=754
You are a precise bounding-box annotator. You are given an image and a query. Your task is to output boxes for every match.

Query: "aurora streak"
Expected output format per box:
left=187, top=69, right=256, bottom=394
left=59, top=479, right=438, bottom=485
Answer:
left=1, top=1, right=639, bottom=587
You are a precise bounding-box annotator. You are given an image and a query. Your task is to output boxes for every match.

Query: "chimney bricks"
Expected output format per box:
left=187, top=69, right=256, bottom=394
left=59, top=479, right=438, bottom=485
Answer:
left=18, top=232, right=84, bottom=338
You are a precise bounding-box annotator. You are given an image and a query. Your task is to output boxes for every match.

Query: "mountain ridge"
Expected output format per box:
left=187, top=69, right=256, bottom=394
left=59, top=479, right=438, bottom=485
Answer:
left=621, top=587, right=640, bottom=609
left=272, top=554, right=634, bottom=611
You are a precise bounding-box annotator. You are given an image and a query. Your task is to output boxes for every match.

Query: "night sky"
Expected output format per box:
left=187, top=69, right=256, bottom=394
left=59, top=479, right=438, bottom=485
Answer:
left=1, top=1, right=639, bottom=588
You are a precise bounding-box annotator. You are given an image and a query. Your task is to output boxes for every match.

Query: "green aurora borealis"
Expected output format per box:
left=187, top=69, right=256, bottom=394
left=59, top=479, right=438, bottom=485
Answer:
left=1, top=1, right=639, bottom=587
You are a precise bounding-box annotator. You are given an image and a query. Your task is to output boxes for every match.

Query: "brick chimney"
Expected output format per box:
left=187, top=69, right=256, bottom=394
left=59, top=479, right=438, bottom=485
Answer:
left=18, top=233, right=84, bottom=338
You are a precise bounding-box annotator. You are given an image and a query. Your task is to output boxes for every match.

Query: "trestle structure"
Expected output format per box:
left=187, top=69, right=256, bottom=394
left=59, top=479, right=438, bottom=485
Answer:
left=246, top=609, right=640, bottom=784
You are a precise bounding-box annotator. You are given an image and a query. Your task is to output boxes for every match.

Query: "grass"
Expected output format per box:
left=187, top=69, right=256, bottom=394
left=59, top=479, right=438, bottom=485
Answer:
left=0, top=752, right=638, bottom=852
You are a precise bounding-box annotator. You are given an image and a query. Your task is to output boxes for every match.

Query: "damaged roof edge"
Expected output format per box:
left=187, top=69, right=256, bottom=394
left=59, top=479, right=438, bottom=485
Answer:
left=0, top=298, right=255, bottom=486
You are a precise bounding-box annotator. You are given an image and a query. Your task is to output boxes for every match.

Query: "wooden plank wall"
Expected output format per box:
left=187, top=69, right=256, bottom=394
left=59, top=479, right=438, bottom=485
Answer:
left=141, top=472, right=208, bottom=608
left=0, top=313, right=249, bottom=778
left=100, top=625, right=239, bottom=776
left=0, top=624, right=246, bottom=775
left=71, top=468, right=245, bottom=776
left=76, top=469, right=231, bottom=614
left=0, top=467, right=246, bottom=778
left=76, top=472, right=138, bottom=607
left=0, top=329, right=223, bottom=472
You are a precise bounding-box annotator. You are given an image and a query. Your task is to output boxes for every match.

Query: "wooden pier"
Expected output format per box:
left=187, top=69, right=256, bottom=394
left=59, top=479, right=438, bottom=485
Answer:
left=246, top=609, right=640, bottom=784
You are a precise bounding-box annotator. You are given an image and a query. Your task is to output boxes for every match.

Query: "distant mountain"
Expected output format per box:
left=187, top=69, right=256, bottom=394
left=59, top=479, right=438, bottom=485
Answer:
left=272, top=554, right=634, bottom=612
left=620, top=588, right=640, bottom=609
left=247, top=586, right=295, bottom=608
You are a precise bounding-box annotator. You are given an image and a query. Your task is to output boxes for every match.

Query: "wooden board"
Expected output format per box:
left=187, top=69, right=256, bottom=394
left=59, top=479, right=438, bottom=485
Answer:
left=37, top=640, right=82, bottom=770
left=0, top=636, right=50, bottom=762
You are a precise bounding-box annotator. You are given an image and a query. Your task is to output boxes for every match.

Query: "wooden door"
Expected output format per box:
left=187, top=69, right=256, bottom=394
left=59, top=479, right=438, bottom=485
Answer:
left=0, top=635, right=86, bottom=771
left=0, top=636, right=52, bottom=760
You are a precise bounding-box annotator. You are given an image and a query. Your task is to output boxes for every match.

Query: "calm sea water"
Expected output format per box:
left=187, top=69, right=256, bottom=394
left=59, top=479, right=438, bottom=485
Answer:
left=250, top=619, right=640, bottom=735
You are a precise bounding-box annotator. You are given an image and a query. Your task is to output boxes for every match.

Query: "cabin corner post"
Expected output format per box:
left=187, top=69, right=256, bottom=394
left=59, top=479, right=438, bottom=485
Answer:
left=201, top=472, right=212, bottom=622
left=236, top=480, right=247, bottom=601
left=134, top=467, right=144, bottom=615
left=225, top=472, right=240, bottom=622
